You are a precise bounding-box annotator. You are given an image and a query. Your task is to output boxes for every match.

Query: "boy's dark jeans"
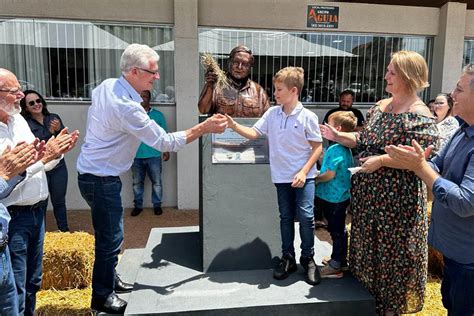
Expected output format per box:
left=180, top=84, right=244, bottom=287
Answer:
left=316, top=197, right=349, bottom=269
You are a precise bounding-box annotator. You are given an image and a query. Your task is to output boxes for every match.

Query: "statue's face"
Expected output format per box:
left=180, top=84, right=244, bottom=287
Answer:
left=229, top=52, right=252, bottom=80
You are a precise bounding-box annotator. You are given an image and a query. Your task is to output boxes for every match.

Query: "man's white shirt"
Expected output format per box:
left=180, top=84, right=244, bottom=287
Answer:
left=77, top=76, right=187, bottom=177
left=0, top=114, right=58, bottom=206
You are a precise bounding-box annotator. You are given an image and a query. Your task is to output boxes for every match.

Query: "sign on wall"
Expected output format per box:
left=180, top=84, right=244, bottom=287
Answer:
left=307, top=5, right=339, bottom=29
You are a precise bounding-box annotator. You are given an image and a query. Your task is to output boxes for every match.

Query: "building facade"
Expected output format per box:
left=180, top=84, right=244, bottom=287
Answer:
left=1, top=0, right=472, bottom=210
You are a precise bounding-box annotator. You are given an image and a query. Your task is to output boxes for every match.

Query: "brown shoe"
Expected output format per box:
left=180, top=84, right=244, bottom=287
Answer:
left=322, top=256, right=349, bottom=272
left=320, top=265, right=343, bottom=279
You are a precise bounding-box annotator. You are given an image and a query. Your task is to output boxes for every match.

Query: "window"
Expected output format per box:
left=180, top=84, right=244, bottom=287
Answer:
left=464, top=38, right=474, bottom=66
left=198, top=28, right=433, bottom=104
left=0, top=18, right=174, bottom=102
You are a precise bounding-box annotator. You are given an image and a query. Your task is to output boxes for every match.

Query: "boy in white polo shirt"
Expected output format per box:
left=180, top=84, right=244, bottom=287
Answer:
left=225, top=67, right=323, bottom=285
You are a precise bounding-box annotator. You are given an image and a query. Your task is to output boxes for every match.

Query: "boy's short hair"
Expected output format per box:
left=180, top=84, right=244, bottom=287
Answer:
left=328, top=111, right=357, bottom=132
left=273, top=67, right=304, bottom=94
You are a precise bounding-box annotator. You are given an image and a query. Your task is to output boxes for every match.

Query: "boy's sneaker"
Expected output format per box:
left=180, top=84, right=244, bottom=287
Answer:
left=273, top=254, right=297, bottom=280
left=322, top=256, right=349, bottom=271
left=320, top=265, right=343, bottom=279
left=300, top=256, right=321, bottom=285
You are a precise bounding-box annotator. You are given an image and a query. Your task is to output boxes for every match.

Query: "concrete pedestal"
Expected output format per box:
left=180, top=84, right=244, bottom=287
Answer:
left=123, top=226, right=376, bottom=315
left=200, top=118, right=280, bottom=272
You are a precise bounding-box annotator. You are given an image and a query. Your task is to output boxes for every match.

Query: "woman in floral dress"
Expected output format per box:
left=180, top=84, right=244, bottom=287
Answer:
left=320, top=51, right=438, bottom=315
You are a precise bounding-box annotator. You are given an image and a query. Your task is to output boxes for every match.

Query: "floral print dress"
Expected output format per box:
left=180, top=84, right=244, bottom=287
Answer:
left=437, top=116, right=459, bottom=152
left=350, top=105, right=438, bottom=314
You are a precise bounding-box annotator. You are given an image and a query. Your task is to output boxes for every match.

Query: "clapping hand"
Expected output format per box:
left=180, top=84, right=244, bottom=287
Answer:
left=359, top=155, right=383, bottom=173
left=385, top=140, right=433, bottom=171
left=49, top=118, right=61, bottom=134
left=0, top=142, right=39, bottom=180
left=41, top=127, right=80, bottom=164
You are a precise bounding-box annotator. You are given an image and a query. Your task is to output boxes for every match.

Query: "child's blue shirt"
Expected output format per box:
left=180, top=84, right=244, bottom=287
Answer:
left=315, top=143, right=353, bottom=203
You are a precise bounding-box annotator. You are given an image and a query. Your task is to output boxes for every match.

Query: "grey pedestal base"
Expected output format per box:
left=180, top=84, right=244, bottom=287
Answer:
left=124, top=226, right=375, bottom=315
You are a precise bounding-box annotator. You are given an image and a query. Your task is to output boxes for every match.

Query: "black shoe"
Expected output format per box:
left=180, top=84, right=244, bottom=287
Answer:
left=91, top=293, right=127, bottom=314
left=131, top=207, right=143, bottom=216
left=114, top=275, right=133, bottom=293
left=154, top=206, right=163, bottom=215
left=273, top=254, right=297, bottom=280
left=300, top=256, right=321, bottom=285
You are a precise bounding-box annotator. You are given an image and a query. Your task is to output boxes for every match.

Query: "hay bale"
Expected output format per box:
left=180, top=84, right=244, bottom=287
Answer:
left=36, top=287, right=93, bottom=315
left=410, top=276, right=446, bottom=316
left=42, top=231, right=94, bottom=290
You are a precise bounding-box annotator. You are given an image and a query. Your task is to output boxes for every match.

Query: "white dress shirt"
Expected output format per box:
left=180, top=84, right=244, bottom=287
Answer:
left=77, top=76, right=187, bottom=177
left=0, top=114, right=58, bottom=206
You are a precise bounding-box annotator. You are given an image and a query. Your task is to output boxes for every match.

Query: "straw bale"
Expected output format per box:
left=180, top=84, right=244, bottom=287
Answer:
left=42, top=231, right=94, bottom=290
left=36, top=287, right=93, bottom=315
left=409, top=276, right=446, bottom=316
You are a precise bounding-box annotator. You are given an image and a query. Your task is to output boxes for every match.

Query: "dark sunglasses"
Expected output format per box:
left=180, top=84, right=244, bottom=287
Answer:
left=28, top=99, right=42, bottom=106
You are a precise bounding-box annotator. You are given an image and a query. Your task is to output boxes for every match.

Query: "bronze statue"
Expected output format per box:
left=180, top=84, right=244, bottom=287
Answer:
left=198, top=45, right=270, bottom=117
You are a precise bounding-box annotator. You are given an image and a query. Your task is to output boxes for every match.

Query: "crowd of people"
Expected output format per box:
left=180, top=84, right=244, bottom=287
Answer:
left=0, top=43, right=472, bottom=316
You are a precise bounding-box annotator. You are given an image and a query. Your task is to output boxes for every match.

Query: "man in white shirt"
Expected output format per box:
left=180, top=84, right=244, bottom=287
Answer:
left=0, top=142, right=40, bottom=316
left=0, top=68, right=79, bottom=316
left=76, top=43, right=227, bottom=314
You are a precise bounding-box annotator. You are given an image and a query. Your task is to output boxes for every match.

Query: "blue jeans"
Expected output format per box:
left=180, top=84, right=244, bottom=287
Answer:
left=317, top=197, right=349, bottom=269
left=78, top=173, right=123, bottom=299
left=0, top=246, right=19, bottom=316
left=8, top=203, right=46, bottom=316
left=441, top=256, right=474, bottom=316
left=46, top=160, right=69, bottom=231
left=131, top=157, right=163, bottom=208
left=275, top=179, right=315, bottom=259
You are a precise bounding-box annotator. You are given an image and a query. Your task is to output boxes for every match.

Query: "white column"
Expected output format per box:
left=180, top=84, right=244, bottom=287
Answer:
left=431, top=2, right=467, bottom=96
left=174, top=0, right=200, bottom=209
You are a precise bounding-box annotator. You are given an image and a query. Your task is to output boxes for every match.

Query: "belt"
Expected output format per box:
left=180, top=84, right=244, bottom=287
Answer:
left=8, top=200, right=46, bottom=212
left=0, top=237, right=7, bottom=252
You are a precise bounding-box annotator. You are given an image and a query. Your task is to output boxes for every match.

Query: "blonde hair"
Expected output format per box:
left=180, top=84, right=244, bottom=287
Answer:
left=390, top=50, right=429, bottom=94
left=273, top=67, right=304, bottom=94
left=328, top=111, right=357, bottom=132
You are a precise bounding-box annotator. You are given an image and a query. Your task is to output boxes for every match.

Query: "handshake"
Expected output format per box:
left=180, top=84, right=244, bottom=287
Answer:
left=0, top=127, right=79, bottom=181
left=201, top=114, right=229, bottom=134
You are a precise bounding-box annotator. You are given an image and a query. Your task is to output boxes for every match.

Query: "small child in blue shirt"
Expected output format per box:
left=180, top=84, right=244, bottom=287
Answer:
left=226, top=67, right=323, bottom=286
left=315, top=111, right=357, bottom=278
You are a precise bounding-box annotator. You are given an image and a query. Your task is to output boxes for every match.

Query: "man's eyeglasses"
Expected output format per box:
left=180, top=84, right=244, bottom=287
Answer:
left=0, top=87, right=23, bottom=96
left=136, top=67, right=159, bottom=76
left=28, top=99, right=43, bottom=106
left=231, top=61, right=251, bottom=69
